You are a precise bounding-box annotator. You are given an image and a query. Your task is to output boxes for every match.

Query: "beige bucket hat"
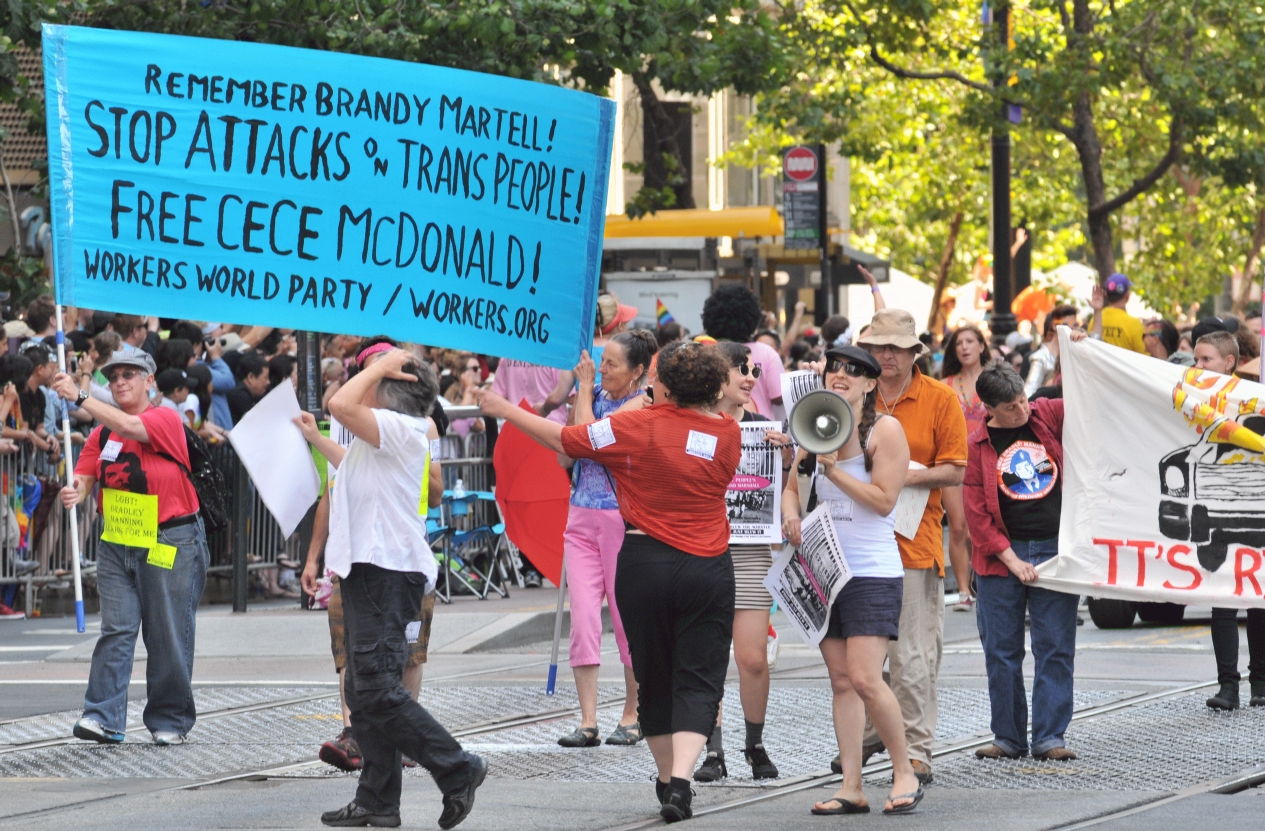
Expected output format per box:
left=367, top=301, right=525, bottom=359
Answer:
left=856, top=309, right=929, bottom=355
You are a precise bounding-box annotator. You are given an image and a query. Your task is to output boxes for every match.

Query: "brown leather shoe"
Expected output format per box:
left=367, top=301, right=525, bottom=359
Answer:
left=974, top=743, right=1020, bottom=759
left=910, top=759, right=933, bottom=784
left=1034, top=747, right=1077, bottom=761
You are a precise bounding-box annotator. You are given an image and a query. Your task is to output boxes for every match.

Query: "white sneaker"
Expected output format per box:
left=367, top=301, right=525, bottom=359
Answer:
left=766, top=628, right=780, bottom=670
left=152, top=731, right=185, bottom=745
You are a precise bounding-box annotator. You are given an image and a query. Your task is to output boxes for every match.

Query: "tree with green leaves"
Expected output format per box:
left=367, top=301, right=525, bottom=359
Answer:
left=750, top=0, right=1265, bottom=290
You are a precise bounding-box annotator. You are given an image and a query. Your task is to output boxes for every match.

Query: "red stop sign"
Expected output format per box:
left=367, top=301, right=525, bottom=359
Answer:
left=783, top=147, right=818, bottom=182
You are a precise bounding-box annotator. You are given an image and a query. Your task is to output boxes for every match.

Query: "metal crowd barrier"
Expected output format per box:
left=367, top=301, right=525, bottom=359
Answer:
left=0, top=409, right=507, bottom=616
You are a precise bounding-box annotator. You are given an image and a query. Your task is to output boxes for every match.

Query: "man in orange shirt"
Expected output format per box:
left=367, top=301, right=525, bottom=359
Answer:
left=857, top=310, right=968, bottom=783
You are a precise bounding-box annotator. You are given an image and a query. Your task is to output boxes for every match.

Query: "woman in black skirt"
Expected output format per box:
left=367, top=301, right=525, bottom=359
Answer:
left=477, top=341, right=740, bottom=823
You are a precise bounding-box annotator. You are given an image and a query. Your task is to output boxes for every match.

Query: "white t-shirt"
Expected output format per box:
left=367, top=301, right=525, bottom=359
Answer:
left=326, top=409, right=437, bottom=587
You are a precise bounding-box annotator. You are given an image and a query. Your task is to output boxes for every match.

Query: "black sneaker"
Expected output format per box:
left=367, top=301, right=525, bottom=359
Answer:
left=660, top=779, right=694, bottom=823
left=1251, top=682, right=1265, bottom=707
left=692, top=750, right=727, bottom=782
left=319, top=727, right=363, bottom=771
left=1207, top=682, right=1240, bottom=710
left=320, top=802, right=401, bottom=827
left=744, top=745, right=778, bottom=779
left=655, top=778, right=668, bottom=803
left=438, top=754, right=487, bottom=830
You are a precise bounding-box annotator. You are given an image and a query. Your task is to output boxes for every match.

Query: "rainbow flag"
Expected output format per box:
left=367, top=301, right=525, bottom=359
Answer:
left=656, top=298, right=675, bottom=326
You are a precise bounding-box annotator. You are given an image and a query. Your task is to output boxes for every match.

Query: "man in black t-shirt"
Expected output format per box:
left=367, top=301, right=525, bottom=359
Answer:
left=963, top=360, right=1079, bottom=763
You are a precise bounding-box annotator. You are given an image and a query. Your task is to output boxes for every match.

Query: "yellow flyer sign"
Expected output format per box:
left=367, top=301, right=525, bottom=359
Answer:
left=101, top=488, right=158, bottom=549
left=417, top=453, right=431, bottom=517
left=147, top=543, right=177, bottom=570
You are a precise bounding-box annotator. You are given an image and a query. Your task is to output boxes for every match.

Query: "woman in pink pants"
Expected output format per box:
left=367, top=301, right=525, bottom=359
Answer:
left=556, top=329, right=659, bottom=747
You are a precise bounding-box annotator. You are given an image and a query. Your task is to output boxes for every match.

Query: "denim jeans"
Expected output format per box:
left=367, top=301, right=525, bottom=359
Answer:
left=83, top=519, right=209, bottom=735
left=341, top=563, right=474, bottom=813
left=975, top=538, right=1078, bottom=756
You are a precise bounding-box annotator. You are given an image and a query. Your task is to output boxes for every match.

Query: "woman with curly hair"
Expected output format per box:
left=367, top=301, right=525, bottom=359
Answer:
left=702, top=284, right=784, bottom=418
left=477, top=340, right=740, bottom=824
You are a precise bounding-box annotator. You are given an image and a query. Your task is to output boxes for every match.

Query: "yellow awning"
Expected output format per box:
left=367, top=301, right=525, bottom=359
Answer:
left=604, top=207, right=783, bottom=238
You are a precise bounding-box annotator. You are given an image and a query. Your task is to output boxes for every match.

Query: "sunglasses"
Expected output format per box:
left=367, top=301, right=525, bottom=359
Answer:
left=824, top=357, right=876, bottom=379
left=735, top=363, right=762, bottom=379
left=106, top=368, right=144, bottom=384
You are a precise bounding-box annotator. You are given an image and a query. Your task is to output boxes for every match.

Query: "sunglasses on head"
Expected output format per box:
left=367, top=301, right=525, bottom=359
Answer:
left=735, top=363, right=762, bottom=379
left=824, top=357, right=875, bottom=378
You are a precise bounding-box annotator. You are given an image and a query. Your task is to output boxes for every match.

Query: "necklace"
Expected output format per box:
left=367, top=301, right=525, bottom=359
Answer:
left=877, top=374, right=912, bottom=414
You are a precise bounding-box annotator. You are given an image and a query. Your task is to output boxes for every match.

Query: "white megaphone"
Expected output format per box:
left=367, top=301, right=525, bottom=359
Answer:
left=789, top=389, right=855, bottom=473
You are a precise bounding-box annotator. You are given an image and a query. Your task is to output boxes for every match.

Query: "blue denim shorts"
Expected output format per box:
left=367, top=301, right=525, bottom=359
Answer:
left=825, top=576, right=904, bottom=640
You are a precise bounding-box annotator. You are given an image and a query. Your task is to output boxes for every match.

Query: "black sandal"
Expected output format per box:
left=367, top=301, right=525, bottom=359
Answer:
left=883, top=788, right=924, bottom=815
left=812, top=798, right=870, bottom=815
left=557, top=726, right=600, bottom=748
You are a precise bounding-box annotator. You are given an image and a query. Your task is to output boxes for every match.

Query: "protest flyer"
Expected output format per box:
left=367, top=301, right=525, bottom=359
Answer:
left=763, top=503, right=851, bottom=646
left=727, top=420, right=782, bottom=545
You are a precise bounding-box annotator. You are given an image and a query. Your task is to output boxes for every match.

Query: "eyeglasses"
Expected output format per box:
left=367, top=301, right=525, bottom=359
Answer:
left=825, top=357, right=875, bottom=378
left=106, top=368, right=144, bottom=384
left=864, top=343, right=905, bottom=355
left=735, top=363, right=762, bottom=379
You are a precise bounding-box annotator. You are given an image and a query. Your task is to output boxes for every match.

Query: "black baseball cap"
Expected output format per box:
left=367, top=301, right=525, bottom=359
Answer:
left=824, top=345, right=882, bottom=379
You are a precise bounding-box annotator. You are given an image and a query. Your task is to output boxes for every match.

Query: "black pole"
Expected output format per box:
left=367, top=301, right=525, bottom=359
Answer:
left=295, top=332, right=322, bottom=416
left=231, top=455, right=250, bottom=613
left=989, top=3, right=1017, bottom=338
left=818, top=143, right=832, bottom=317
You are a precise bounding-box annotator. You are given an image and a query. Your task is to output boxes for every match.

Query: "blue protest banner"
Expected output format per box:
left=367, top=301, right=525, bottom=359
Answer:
left=43, top=24, right=614, bottom=369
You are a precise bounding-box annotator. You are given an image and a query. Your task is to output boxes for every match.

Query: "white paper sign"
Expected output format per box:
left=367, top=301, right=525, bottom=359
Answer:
left=728, top=421, right=782, bottom=545
left=685, top=430, right=718, bottom=461
left=780, top=370, right=823, bottom=414
left=588, top=418, right=616, bottom=450
left=228, top=382, right=321, bottom=538
left=764, top=504, right=851, bottom=646
left=1039, top=329, right=1265, bottom=608
left=893, top=461, right=930, bottom=540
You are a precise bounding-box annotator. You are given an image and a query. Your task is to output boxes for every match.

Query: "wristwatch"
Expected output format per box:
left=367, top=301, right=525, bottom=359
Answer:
left=76, top=389, right=89, bottom=407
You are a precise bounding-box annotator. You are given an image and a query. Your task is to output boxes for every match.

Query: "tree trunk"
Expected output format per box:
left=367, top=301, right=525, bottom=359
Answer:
left=0, top=147, right=22, bottom=258
left=927, top=211, right=964, bottom=332
left=631, top=71, right=695, bottom=210
left=1233, top=206, right=1265, bottom=315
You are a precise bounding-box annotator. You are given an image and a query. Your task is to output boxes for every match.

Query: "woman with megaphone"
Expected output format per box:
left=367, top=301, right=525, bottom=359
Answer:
left=781, top=346, right=923, bottom=816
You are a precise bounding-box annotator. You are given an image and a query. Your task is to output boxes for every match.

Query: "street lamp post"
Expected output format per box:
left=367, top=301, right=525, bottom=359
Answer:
left=989, top=1, right=1017, bottom=338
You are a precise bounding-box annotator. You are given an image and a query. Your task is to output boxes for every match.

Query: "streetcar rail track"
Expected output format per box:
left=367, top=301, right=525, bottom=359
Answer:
left=599, top=680, right=1222, bottom=831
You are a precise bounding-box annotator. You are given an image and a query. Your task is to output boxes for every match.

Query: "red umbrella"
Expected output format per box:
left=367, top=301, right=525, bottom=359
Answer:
left=493, top=399, right=570, bottom=586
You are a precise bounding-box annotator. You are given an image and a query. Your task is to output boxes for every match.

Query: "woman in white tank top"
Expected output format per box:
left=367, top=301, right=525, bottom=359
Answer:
left=781, top=346, right=924, bottom=816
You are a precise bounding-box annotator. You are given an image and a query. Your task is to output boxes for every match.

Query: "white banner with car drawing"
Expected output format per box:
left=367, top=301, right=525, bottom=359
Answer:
left=1037, top=329, right=1265, bottom=608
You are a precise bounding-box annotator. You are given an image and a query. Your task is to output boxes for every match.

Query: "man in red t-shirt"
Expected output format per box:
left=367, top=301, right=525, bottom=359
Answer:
left=51, top=350, right=207, bottom=748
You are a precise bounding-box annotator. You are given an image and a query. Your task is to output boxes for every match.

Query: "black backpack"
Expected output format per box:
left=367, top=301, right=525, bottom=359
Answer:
left=99, top=424, right=229, bottom=534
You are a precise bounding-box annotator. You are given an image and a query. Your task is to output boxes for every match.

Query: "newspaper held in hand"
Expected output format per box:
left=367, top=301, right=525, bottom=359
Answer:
left=780, top=370, right=823, bottom=414
left=763, top=503, right=851, bottom=646
left=727, top=421, right=782, bottom=545
left=893, top=460, right=930, bottom=540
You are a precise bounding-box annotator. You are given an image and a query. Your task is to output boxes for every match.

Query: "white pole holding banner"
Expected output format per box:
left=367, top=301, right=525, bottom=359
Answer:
left=546, top=557, right=567, bottom=695
left=53, top=304, right=85, bottom=634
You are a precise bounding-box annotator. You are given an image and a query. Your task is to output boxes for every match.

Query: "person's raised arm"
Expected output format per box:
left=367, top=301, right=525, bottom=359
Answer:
left=1089, top=284, right=1105, bottom=340
left=328, top=348, right=417, bottom=448
left=474, top=388, right=564, bottom=453
left=294, top=411, right=346, bottom=468
left=817, top=418, right=909, bottom=515
left=781, top=301, right=808, bottom=356
left=50, top=372, right=149, bottom=442
left=571, top=351, right=598, bottom=426
left=859, top=266, right=887, bottom=311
